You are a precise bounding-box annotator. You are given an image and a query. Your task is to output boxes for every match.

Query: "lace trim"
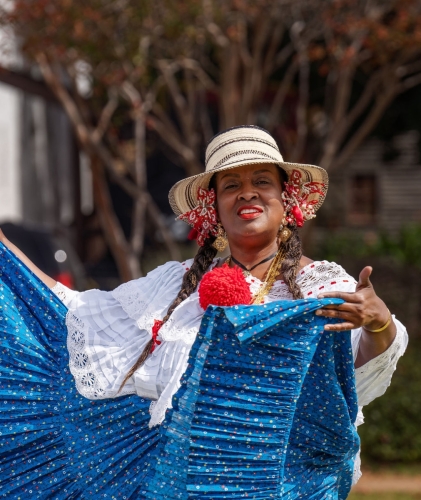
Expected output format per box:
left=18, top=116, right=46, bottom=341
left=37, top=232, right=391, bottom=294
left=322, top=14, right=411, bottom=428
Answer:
left=112, top=280, right=151, bottom=324
left=297, top=261, right=357, bottom=296
left=149, top=395, right=176, bottom=428
left=352, top=450, right=362, bottom=485
left=134, top=310, right=199, bottom=344
left=159, top=321, right=199, bottom=344
left=66, top=312, right=134, bottom=399
left=246, top=260, right=357, bottom=301
left=355, top=407, right=365, bottom=427
left=354, top=318, right=406, bottom=380
left=51, top=281, right=79, bottom=306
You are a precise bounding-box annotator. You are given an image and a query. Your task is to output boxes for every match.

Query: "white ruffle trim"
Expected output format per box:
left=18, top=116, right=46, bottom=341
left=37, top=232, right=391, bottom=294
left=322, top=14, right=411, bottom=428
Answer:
left=66, top=312, right=105, bottom=399
left=66, top=312, right=135, bottom=399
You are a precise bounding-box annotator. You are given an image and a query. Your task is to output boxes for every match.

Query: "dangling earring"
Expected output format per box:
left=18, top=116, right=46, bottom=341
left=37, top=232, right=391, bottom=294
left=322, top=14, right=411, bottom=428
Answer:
left=278, top=224, right=292, bottom=243
left=212, top=223, right=228, bottom=252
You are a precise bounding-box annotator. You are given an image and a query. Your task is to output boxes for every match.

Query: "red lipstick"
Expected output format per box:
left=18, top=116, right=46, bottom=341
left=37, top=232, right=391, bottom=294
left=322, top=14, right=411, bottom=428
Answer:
left=237, top=205, right=263, bottom=220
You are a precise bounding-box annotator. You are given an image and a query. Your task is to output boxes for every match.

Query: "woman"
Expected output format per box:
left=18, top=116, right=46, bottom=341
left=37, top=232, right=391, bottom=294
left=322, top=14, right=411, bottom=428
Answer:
left=0, top=126, right=407, bottom=499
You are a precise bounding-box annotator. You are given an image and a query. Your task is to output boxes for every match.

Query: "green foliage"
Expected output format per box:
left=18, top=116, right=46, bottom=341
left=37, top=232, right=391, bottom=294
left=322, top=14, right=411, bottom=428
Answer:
left=359, top=339, right=421, bottom=463
left=372, top=225, right=421, bottom=270
left=312, top=231, right=369, bottom=262
left=313, top=225, right=421, bottom=465
left=314, top=224, right=421, bottom=271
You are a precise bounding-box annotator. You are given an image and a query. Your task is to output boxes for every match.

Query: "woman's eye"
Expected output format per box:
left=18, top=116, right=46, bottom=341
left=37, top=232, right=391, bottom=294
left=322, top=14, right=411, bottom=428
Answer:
left=224, top=183, right=238, bottom=189
left=255, top=179, right=270, bottom=185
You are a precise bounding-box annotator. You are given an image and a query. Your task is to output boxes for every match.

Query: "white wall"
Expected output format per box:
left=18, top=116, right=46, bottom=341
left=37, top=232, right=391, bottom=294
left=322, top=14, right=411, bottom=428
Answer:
left=0, top=10, right=22, bottom=222
left=0, top=81, right=21, bottom=221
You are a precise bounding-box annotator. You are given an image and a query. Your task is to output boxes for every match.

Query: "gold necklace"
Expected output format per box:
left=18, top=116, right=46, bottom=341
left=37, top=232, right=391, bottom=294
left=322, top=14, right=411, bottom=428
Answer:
left=226, top=247, right=285, bottom=304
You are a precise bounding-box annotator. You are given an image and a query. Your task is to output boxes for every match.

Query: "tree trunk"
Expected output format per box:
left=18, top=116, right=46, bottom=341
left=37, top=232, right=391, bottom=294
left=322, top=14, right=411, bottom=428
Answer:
left=91, top=156, right=140, bottom=282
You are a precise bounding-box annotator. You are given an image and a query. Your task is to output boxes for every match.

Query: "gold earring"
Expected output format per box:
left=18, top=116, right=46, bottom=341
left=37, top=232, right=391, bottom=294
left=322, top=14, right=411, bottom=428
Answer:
left=212, top=223, right=228, bottom=252
left=278, top=225, right=292, bottom=243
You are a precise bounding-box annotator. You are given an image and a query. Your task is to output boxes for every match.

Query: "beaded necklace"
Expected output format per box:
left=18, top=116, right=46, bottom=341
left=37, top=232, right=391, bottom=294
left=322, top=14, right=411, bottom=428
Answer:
left=226, top=247, right=286, bottom=304
left=230, top=252, right=278, bottom=275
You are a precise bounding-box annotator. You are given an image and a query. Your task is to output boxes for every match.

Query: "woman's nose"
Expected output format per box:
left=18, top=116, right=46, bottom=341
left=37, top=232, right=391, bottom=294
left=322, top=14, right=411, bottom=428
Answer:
left=238, top=181, right=258, bottom=201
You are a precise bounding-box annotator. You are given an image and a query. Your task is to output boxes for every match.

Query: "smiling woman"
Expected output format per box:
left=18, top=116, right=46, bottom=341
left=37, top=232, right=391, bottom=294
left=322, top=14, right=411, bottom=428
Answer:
left=0, top=126, right=408, bottom=499
left=215, top=164, right=285, bottom=246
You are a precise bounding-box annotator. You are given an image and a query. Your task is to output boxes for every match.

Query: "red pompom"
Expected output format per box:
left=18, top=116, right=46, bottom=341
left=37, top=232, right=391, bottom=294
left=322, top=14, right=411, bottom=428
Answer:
left=198, top=264, right=252, bottom=309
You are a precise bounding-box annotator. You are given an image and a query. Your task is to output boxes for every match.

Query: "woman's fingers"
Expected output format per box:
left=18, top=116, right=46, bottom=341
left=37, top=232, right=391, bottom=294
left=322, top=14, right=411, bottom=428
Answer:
left=316, top=308, right=355, bottom=320
left=324, top=322, right=356, bottom=331
left=319, top=302, right=357, bottom=313
left=316, top=308, right=359, bottom=331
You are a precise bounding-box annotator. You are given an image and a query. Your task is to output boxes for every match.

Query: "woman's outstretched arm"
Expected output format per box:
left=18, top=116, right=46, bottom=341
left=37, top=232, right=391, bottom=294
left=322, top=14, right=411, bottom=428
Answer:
left=0, top=227, right=57, bottom=289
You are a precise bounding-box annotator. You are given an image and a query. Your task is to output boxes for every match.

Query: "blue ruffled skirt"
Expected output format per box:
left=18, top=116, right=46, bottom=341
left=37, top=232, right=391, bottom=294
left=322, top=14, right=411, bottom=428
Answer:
left=0, top=243, right=359, bottom=499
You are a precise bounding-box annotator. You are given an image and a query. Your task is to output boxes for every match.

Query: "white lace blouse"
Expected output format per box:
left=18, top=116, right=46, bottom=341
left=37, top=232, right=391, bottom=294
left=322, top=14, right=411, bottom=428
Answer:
left=53, top=259, right=408, bottom=485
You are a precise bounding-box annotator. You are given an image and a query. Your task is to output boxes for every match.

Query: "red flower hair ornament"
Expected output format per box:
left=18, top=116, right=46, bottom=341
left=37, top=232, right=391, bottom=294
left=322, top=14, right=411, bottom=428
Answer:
left=178, top=187, right=218, bottom=246
left=282, top=169, right=325, bottom=227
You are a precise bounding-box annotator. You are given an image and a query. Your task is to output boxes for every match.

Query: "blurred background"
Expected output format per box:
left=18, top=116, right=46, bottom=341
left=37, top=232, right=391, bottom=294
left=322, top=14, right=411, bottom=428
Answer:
left=0, top=1, right=420, bottom=497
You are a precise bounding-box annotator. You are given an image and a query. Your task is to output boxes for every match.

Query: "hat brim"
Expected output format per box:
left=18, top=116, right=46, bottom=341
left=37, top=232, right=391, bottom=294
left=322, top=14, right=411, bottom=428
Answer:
left=169, top=158, right=328, bottom=217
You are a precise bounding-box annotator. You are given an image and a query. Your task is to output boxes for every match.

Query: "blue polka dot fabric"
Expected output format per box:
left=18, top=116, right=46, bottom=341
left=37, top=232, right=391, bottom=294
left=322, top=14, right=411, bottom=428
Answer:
left=0, top=243, right=359, bottom=499
left=0, top=243, right=159, bottom=499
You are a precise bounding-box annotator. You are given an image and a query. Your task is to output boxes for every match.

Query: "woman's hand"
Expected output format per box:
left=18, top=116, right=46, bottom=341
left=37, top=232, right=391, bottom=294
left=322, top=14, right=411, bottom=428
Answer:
left=316, top=267, right=389, bottom=331
left=316, top=266, right=397, bottom=367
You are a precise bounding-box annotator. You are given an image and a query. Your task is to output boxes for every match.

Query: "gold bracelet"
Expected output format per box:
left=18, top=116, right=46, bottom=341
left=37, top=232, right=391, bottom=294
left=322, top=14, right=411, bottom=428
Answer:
left=363, top=310, right=392, bottom=333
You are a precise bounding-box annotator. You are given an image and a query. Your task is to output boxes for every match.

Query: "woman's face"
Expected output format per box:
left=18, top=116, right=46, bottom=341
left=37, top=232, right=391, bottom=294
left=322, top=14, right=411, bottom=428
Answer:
left=214, top=163, right=285, bottom=244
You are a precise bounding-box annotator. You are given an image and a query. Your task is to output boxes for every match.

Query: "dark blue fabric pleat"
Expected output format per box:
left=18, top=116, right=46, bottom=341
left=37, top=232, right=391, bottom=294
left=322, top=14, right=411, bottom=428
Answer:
left=0, top=242, right=359, bottom=499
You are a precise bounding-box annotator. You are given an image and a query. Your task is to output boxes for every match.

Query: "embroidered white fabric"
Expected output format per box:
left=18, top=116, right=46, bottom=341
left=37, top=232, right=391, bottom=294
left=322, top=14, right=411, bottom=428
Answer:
left=51, top=281, right=79, bottom=307
left=53, top=259, right=408, bottom=486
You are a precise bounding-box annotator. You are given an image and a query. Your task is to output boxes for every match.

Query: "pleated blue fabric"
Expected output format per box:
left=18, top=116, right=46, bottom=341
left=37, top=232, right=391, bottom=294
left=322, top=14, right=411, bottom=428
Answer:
left=0, top=243, right=359, bottom=499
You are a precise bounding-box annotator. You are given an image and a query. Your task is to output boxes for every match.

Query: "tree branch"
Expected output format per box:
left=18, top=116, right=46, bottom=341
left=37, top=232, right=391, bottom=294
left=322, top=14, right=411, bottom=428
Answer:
left=92, top=92, right=119, bottom=144
left=266, top=59, right=298, bottom=133
left=149, top=103, right=203, bottom=175
left=290, top=44, right=309, bottom=162
left=332, top=86, right=398, bottom=171
left=91, top=156, right=136, bottom=282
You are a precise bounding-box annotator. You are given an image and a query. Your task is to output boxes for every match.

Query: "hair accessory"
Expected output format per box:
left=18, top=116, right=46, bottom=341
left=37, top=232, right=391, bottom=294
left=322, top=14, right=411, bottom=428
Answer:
left=278, top=225, right=292, bottom=243
left=282, top=169, right=325, bottom=227
left=169, top=126, right=329, bottom=219
left=212, top=223, right=228, bottom=252
left=151, top=319, right=163, bottom=353
left=178, top=187, right=218, bottom=246
left=363, top=310, right=392, bottom=333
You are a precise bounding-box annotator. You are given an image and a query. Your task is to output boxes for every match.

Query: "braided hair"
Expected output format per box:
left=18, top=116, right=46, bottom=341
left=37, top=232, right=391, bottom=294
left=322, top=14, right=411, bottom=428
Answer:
left=279, top=225, right=303, bottom=299
left=119, top=167, right=304, bottom=390
left=118, top=235, right=217, bottom=392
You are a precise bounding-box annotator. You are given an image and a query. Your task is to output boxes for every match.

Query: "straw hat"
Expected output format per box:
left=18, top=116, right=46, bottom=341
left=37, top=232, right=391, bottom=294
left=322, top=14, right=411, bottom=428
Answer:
left=169, top=125, right=328, bottom=217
